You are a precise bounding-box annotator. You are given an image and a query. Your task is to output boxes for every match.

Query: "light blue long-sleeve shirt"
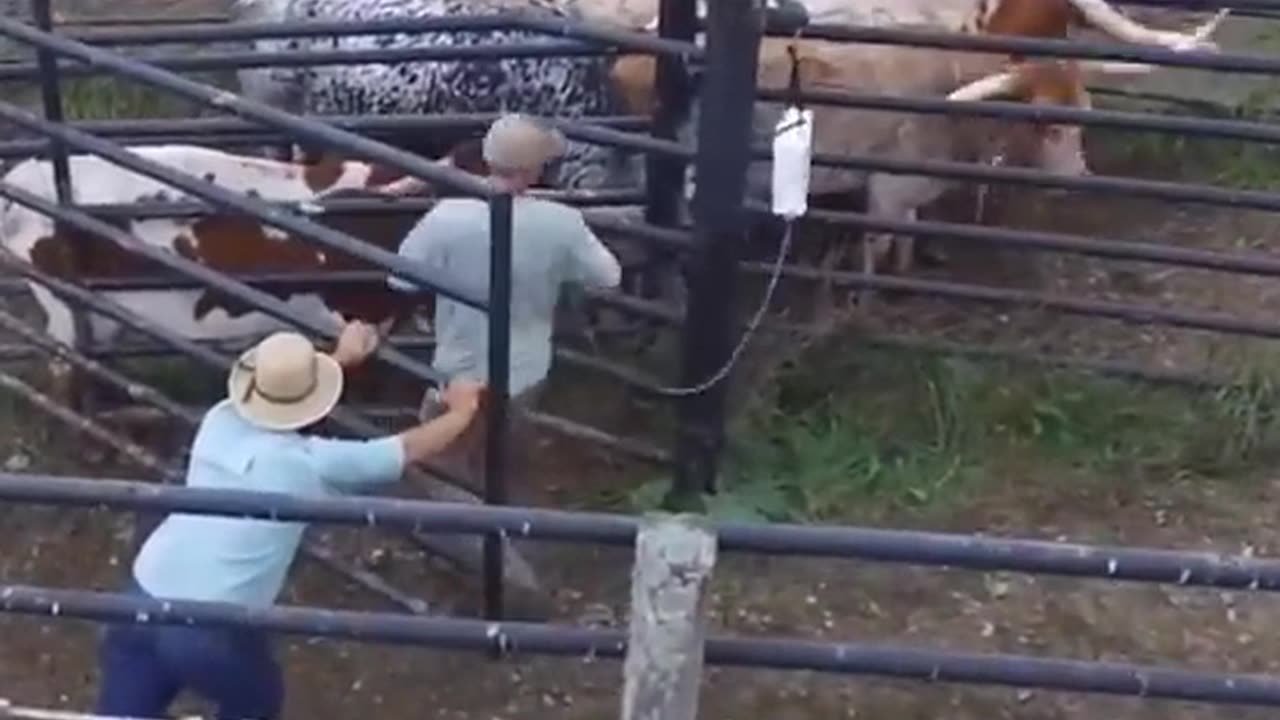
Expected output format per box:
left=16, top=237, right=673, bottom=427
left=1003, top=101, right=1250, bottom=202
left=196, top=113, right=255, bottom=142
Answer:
left=389, top=196, right=621, bottom=396
left=132, top=399, right=405, bottom=607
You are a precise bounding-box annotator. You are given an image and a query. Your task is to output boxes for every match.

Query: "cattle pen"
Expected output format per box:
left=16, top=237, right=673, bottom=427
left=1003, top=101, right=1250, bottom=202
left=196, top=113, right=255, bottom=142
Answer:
left=6, top=0, right=1280, bottom=717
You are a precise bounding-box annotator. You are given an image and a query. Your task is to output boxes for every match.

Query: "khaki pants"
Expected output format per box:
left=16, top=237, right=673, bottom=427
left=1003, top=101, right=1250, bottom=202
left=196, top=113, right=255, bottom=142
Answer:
left=418, top=382, right=544, bottom=498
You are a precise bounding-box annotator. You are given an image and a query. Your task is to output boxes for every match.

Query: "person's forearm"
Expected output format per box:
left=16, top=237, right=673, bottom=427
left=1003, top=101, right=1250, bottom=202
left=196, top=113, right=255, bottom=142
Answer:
left=398, top=409, right=476, bottom=462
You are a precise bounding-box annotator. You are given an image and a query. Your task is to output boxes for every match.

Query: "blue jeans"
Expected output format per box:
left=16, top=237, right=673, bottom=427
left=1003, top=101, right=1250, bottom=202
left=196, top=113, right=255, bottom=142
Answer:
left=94, top=580, right=283, bottom=720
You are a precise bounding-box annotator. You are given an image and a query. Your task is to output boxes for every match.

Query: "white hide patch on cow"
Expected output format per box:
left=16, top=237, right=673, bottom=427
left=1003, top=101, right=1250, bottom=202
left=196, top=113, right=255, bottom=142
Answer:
left=0, top=144, right=378, bottom=350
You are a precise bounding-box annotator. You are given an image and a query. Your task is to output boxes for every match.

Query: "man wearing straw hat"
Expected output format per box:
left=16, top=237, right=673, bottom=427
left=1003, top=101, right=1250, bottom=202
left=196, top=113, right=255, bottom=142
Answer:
left=93, top=320, right=485, bottom=720
left=388, top=112, right=622, bottom=489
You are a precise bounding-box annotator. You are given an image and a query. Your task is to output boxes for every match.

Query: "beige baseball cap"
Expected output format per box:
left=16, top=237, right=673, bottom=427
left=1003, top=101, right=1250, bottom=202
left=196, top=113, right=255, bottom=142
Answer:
left=482, top=113, right=568, bottom=173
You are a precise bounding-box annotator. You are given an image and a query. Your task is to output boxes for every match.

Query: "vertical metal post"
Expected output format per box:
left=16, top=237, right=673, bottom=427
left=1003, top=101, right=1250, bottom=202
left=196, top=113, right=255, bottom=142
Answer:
left=669, top=0, right=763, bottom=505
left=639, top=0, right=697, bottom=305
left=483, top=192, right=513, bottom=621
left=30, top=0, right=70, bottom=203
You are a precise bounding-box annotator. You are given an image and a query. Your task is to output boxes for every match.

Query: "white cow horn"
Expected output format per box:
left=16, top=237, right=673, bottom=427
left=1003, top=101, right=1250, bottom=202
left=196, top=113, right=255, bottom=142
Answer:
left=1195, top=9, right=1231, bottom=42
left=1078, top=60, right=1156, bottom=77
left=946, top=71, right=1019, bottom=101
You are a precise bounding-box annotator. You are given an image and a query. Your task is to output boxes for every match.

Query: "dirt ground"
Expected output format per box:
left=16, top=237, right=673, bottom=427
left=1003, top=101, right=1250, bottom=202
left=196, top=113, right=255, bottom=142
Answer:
left=4, top=2, right=1280, bottom=719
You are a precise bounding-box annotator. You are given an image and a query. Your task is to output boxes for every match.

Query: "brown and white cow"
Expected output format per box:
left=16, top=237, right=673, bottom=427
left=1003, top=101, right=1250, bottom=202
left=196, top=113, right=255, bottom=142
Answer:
left=628, top=0, right=1225, bottom=54
left=0, top=143, right=489, bottom=399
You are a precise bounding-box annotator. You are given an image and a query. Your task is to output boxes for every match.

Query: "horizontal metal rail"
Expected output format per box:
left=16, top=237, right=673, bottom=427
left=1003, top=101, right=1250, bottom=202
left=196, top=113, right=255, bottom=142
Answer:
left=790, top=207, right=1280, bottom=278
left=743, top=262, right=1280, bottom=340
left=53, top=13, right=233, bottom=27
left=0, top=268, right=671, bottom=396
left=63, top=14, right=535, bottom=44
left=758, top=87, right=1280, bottom=145
left=5, top=471, right=1280, bottom=589
left=790, top=148, right=1280, bottom=215
left=578, top=255, right=1280, bottom=344
left=0, top=111, right=650, bottom=143
left=0, top=42, right=615, bottom=81
left=1113, top=0, right=1263, bottom=8
left=62, top=13, right=702, bottom=58
left=0, top=102, right=486, bottom=309
left=0, top=16, right=497, bottom=200
left=354, top=404, right=672, bottom=464
left=774, top=22, right=1280, bottom=75
left=66, top=113, right=648, bottom=135
left=4, top=584, right=1280, bottom=706
left=855, top=332, right=1230, bottom=390
left=101, top=401, right=673, bottom=466
left=0, top=332, right=1229, bottom=395
left=58, top=201, right=689, bottom=253
left=550, top=129, right=1280, bottom=216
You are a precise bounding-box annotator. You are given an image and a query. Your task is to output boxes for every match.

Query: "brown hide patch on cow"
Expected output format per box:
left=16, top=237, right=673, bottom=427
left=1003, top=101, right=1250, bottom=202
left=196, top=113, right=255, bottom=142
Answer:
left=980, top=0, right=1080, bottom=38
left=1010, top=60, right=1087, bottom=107
left=365, top=162, right=408, bottom=188
left=26, top=199, right=432, bottom=330
left=29, top=215, right=176, bottom=282
left=449, top=138, right=489, bottom=177
left=303, top=157, right=346, bottom=193
left=181, top=216, right=330, bottom=321
left=611, top=54, right=659, bottom=116
left=305, top=188, right=432, bottom=325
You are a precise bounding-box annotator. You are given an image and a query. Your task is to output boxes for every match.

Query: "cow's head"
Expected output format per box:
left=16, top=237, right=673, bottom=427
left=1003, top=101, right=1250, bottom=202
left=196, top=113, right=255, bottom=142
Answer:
left=946, top=58, right=1153, bottom=177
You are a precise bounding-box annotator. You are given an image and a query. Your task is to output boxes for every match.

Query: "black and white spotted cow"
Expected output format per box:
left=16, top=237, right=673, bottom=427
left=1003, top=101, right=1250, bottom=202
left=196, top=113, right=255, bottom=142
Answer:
left=233, top=0, right=642, bottom=191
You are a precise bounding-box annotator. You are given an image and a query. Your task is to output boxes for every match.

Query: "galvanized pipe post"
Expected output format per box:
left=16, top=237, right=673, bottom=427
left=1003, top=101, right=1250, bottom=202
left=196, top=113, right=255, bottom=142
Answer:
left=29, top=0, right=71, bottom=224
left=669, top=0, right=763, bottom=504
left=637, top=0, right=697, bottom=317
left=483, top=192, right=514, bottom=621
left=29, top=0, right=99, bottom=422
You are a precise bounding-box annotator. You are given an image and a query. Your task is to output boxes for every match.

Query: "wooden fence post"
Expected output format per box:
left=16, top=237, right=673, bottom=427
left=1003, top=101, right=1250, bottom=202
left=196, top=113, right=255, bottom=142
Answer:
left=620, top=512, right=718, bottom=720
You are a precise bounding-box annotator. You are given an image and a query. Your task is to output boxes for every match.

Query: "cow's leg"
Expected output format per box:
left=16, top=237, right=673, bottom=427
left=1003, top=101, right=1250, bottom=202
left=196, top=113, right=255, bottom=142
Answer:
left=30, top=284, right=79, bottom=411
left=858, top=173, right=940, bottom=310
left=892, top=208, right=918, bottom=276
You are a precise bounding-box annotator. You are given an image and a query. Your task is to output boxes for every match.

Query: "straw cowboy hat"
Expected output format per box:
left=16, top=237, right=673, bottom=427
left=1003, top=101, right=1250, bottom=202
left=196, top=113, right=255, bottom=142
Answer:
left=482, top=113, right=567, bottom=172
left=228, top=331, right=343, bottom=431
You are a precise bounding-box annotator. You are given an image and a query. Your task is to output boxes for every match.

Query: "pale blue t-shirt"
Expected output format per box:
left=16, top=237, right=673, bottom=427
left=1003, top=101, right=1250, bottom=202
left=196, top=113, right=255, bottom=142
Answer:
left=389, top=196, right=621, bottom=396
left=132, top=399, right=405, bottom=607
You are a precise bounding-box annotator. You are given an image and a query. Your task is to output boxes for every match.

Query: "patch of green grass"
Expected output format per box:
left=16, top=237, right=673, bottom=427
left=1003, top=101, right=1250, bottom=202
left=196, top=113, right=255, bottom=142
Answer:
left=625, top=338, right=1280, bottom=523
left=115, top=357, right=224, bottom=406
left=1090, top=88, right=1280, bottom=192
left=59, top=76, right=200, bottom=120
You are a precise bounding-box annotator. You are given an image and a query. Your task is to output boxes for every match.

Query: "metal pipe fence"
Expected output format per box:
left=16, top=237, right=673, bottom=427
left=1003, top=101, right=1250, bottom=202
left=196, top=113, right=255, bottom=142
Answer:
left=0, top=42, right=618, bottom=81
left=0, top=245, right=565, bottom=595
left=0, top=113, right=651, bottom=136
left=0, top=307, right=433, bottom=613
left=4, top=0, right=1280, bottom=713
left=0, top=16, right=497, bottom=200
left=0, top=103, right=484, bottom=309
left=9, top=471, right=1280, bottom=589
left=2, top=580, right=1280, bottom=707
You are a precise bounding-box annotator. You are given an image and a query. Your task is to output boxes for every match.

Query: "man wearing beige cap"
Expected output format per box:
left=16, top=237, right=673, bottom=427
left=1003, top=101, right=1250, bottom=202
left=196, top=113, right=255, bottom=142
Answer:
left=388, top=113, right=622, bottom=489
left=94, top=320, right=484, bottom=720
